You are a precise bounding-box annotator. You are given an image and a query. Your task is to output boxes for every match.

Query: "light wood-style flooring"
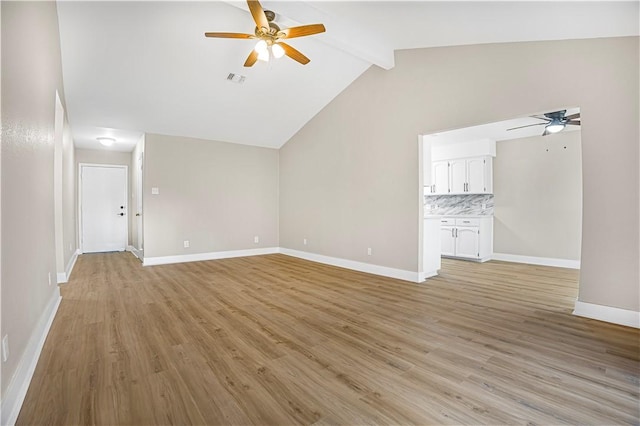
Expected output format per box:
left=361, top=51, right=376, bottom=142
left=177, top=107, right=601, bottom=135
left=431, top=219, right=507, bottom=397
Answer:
left=17, top=253, right=640, bottom=425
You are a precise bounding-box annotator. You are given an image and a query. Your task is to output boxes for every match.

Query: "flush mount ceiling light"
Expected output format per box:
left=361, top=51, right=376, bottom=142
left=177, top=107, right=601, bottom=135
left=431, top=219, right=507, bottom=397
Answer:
left=204, top=0, right=326, bottom=67
left=507, top=110, right=581, bottom=136
left=97, top=137, right=116, bottom=147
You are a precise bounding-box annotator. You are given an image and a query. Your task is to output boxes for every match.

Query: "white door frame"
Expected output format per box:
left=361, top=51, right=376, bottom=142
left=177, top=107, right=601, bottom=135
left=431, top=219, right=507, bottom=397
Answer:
left=136, top=151, right=144, bottom=252
left=78, top=163, right=129, bottom=254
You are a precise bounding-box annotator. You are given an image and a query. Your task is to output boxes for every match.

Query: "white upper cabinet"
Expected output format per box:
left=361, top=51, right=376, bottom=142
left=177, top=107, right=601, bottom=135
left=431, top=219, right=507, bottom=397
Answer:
left=426, top=138, right=495, bottom=195
left=430, top=161, right=450, bottom=194
left=429, top=156, right=493, bottom=195
left=449, top=159, right=467, bottom=193
left=466, top=157, right=487, bottom=193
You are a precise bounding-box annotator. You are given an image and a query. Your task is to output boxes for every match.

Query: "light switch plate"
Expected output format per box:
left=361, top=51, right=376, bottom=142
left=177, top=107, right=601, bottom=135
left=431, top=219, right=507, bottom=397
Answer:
left=151, top=187, right=159, bottom=195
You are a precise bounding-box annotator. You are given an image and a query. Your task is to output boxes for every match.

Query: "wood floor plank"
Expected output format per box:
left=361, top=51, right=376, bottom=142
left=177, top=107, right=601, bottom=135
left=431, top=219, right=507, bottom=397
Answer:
left=16, top=253, right=640, bottom=425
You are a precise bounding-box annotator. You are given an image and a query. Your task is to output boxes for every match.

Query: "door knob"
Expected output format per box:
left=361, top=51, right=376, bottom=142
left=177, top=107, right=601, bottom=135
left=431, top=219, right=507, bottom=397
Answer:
left=117, top=213, right=125, bottom=216
left=136, top=213, right=141, bottom=217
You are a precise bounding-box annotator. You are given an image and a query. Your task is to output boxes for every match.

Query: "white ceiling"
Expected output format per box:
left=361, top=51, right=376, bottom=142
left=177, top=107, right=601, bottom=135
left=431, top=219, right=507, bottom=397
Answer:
left=56, top=1, right=639, bottom=152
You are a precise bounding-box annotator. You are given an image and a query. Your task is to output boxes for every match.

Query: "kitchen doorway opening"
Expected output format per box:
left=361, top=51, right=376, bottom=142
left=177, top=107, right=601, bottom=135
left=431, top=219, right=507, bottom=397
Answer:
left=418, top=107, right=583, bottom=282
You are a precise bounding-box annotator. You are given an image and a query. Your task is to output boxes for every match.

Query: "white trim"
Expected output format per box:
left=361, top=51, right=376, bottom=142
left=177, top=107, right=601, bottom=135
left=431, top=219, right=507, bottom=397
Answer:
left=492, top=253, right=580, bottom=269
left=1, top=288, right=62, bottom=426
left=279, top=248, right=422, bottom=283
left=57, top=249, right=80, bottom=284
left=127, top=245, right=143, bottom=260
left=573, top=300, right=640, bottom=329
left=143, top=247, right=280, bottom=266
left=418, top=270, right=439, bottom=282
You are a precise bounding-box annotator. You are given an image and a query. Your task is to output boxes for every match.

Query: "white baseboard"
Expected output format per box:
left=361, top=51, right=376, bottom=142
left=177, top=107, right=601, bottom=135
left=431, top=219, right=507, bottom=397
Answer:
left=280, top=248, right=422, bottom=283
left=126, top=245, right=143, bottom=260
left=418, top=270, right=439, bottom=282
left=143, top=247, right=280, bottom=266
left=573, top=300, right=640, bottom=329
left=492, top=253, right=580, bottom=269
left=57, top=249, right=80, bottom=284
left=1, top=288, right=62, bottom=426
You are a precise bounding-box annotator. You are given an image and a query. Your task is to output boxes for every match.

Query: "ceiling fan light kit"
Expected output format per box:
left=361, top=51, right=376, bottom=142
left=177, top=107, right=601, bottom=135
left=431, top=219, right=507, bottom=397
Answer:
left=545, top=120, right=565, bottom=134
left=205, top=0, right=326, bottom=67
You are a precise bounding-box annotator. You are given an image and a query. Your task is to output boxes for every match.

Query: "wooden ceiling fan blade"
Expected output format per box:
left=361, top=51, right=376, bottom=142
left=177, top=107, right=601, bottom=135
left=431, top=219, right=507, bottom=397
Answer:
left=247, top=0, right=269, bottom=30
left=205, top=32, right=255, bottom=39
left=280, top=24, right=326, bottom=39
left=507, top=122, right=546, bottom=131
left=566, top=120, right=581, bottom=126
left=244, top=50, right=259, bottom=67
left=565, top=112, right=581, bottom=120
left=279, top=42, right=310, bottom=65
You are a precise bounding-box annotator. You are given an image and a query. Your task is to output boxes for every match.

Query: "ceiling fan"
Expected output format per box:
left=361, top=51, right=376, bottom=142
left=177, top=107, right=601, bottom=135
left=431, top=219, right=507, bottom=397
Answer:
left=205, top=0, right=326, bottom=67
left=507, top=110, right=581, bottom=136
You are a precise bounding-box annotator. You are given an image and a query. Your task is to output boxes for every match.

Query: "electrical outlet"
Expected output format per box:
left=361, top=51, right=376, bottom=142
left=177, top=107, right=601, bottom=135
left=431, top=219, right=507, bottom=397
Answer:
left=367, top=247, right=372, bottom=256
left=481, top=203, right=487, bottom=210
left=183, top=240, right=190, bottom=248
left=2, top=335, right=9, bottom=362
left=254, top=236, right=259, bottom=244
left=303, top=238, right=307, bottom=245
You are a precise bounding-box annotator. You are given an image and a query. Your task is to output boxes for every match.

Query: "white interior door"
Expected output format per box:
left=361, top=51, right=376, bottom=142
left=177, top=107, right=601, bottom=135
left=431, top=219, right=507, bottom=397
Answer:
left=81, top=165, right=128, bottom=253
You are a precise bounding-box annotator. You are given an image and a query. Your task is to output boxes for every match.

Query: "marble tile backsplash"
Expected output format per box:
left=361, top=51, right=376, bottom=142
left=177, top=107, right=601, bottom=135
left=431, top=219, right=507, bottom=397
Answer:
left=424, top=194, right=494, bottom=216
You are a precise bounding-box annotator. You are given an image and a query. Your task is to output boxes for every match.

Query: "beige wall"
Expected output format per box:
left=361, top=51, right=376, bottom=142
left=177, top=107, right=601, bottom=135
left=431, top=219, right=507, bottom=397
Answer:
left=494, top=131, right=582, bottom=260
left=76, top=148, right=133, bottom=246
left=143, top=134, right=279, bottom=258
left=280, top=37, right=639, bottom=312
left=1, top=1, right=66, bottom=397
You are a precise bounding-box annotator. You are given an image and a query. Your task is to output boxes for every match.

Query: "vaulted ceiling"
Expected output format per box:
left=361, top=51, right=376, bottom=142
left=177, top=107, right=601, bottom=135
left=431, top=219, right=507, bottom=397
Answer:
left=56, top=1, right=639, bottom=151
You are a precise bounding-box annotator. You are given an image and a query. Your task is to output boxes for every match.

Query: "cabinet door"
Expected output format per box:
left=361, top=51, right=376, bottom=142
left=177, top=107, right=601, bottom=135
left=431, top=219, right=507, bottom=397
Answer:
left=455, top=226, right=480, bottom=259
left=466, top=158, right=486, bottom=193
left=440, top=226, right=456, bottom=256
left=432, top=161, right=450, bottom=194
left=449, top=160, right=467, bottom=193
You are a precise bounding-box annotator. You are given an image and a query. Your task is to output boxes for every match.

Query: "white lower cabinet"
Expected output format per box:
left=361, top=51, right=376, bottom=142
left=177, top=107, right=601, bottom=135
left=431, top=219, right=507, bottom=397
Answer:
left=455, top=226, right=480, bottom=258
left=439, top=217, right=493, bottom=262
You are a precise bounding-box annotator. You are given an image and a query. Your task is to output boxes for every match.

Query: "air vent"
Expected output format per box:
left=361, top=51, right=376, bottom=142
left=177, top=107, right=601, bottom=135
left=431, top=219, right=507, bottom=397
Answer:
left=226, top=73, right=246, bottom=84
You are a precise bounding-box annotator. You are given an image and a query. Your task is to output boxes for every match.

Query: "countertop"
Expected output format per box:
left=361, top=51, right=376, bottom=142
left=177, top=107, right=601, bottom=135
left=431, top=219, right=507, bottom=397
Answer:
left=424, top=214, right=493, bottom=219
